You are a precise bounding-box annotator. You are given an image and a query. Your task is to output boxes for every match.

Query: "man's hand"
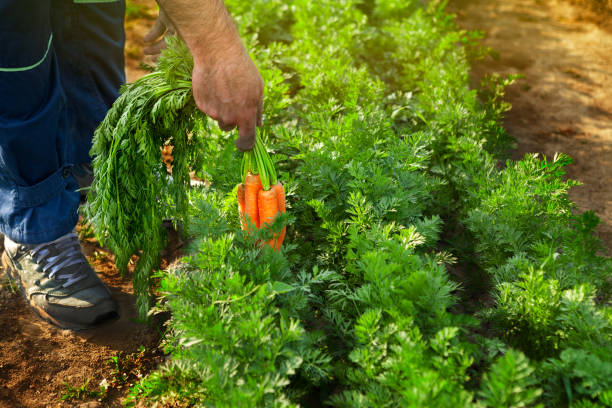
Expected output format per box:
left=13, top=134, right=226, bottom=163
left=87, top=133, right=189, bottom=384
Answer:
left=193, top=47, right=263, bottom=151
left=155, top=0, right=264, bottom=151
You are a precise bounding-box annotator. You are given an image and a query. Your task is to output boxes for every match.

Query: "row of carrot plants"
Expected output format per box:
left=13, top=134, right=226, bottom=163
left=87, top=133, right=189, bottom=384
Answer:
left=86, top=0, right=612, bottom=406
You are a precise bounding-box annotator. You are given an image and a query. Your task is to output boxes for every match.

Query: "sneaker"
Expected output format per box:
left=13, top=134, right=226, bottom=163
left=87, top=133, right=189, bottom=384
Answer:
left=1, top=232, right=119, bottom=330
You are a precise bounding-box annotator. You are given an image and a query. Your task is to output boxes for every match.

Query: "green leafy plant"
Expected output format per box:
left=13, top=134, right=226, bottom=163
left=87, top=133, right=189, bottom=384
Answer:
left=85, top=38, right=208, bottom=319
left=478, top=349, right=542, bottom=408
left=60, top=379, right=107, bottom=402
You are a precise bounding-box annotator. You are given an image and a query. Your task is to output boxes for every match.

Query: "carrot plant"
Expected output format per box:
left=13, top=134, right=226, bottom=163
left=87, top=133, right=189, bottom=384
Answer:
left=84, top=38, right=208, bottom=319
left=238, top=136, right=287, bottom=250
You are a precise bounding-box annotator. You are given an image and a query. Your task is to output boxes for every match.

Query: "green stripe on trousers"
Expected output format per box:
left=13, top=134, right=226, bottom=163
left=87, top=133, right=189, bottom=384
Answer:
left=0, top=34, right=53, bottom=72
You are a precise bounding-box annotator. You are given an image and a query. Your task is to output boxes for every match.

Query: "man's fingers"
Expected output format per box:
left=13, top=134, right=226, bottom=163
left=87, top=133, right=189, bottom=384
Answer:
left=235, top=117, right=257, bottom=152
left=144, top=40, right=168, bottom=56
left=143, top=18, right=166, bottom=44
left=218, top=120, right=235, bottom=131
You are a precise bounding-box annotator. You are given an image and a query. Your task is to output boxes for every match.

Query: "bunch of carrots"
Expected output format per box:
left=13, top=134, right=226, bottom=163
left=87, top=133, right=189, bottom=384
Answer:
left=237, top=136, right=286, bottom=250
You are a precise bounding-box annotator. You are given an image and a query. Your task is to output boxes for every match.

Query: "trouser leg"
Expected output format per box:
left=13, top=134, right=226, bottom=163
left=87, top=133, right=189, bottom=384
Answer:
left=0, top=0, right=125, bottom=245
left=0, top=0, right=79, bottom=245
left=51, top=0, right=126, bottom=166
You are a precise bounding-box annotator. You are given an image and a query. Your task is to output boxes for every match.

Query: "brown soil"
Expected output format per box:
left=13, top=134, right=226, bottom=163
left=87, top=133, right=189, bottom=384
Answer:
left=0, top=216, right=185, bottom=408
left=449, top=0, right=612, bottom=254
left=0, top=231, right=157, bottom=408
left=567, top=0, right=612, bottom=30
left=124, top=0, right=158, bottom=83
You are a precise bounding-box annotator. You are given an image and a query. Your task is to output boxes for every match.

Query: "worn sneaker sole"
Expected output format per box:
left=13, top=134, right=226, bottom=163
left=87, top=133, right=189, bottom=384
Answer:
left=1, top=251, right=120, bottom=331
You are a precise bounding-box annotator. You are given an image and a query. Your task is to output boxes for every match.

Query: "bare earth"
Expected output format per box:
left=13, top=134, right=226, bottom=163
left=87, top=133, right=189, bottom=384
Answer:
left=0, top=232, right=162, bottom=408
left=450, top=0, right=612, bottom=253
left=124, top=0, right=157, bottom=83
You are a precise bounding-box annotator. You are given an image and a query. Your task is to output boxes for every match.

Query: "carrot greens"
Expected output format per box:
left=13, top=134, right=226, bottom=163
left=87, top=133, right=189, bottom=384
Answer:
left=241, top=135, right=278, bottom=191
left=84, top=38, right=208, bottom=319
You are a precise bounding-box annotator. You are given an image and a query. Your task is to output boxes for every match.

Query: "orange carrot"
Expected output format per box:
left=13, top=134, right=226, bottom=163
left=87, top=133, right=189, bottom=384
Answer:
left=244, top=173, right=262, bottom=232
left=237, top=183, right=246, bottom=231
left=272, top=182, right=286, bottom=250
left=258, top=188, right=279, bottom=248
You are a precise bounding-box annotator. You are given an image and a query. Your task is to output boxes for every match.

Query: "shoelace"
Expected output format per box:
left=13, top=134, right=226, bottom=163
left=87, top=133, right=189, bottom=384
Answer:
left=30, top=232, right=88, bottom=288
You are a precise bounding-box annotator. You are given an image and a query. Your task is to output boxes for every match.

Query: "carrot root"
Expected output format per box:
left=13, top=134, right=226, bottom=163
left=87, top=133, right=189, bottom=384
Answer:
left=237, top=183, right=246, bottom=231
left=244, top=173, right=262, bottom=232
left=242, top=176, right=286, bottom=251
left=258, top=188, right=279, bottom=248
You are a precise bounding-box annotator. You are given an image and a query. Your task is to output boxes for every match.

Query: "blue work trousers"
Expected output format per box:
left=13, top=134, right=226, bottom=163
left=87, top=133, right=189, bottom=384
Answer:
left=0, top=0, right=125, bottom=244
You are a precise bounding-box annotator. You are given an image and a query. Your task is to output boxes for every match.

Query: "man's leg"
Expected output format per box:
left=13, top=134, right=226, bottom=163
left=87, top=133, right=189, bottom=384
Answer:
left=0, top=0, right=119, bottom=329
left=51, top=0, right=126, bottom=191
left=0, top=0, right=79, bottom=244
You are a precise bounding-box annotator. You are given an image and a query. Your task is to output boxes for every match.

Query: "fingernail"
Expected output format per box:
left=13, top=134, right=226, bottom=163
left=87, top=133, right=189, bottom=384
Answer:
left=235, top=138, right=255, bottom=152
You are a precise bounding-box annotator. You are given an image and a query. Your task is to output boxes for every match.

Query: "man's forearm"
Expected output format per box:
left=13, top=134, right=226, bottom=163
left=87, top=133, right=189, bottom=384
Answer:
left=157, top=0, right=243, bottom=64
left=155, top=0, right=264, bottom=151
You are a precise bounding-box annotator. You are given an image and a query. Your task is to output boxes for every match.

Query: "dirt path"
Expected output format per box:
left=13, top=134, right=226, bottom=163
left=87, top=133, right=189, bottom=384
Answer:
left=449, top=0, right=612, bottom=253
left=0, top=221, right=183, bottom=408
left=0, top=239, right=158, bottom=408
left=124, top=0, right=157, bottom=83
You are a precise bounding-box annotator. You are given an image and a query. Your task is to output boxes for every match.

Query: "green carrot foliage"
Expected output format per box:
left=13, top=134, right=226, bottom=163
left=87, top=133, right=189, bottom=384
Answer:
left=84, top=38, right=207, bottom=318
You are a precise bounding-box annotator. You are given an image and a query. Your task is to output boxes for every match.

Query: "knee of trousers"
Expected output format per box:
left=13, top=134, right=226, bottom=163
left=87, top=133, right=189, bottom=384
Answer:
left=0, top=165, right=78, bottom=210
left=0, top=161, right=81, bottom=245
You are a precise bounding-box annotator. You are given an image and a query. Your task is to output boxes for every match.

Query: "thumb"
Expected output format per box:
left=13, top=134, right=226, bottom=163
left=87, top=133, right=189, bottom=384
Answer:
left=235, top=118, right=256, bottom=152
left=144, top=39, right=168, bottom=57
